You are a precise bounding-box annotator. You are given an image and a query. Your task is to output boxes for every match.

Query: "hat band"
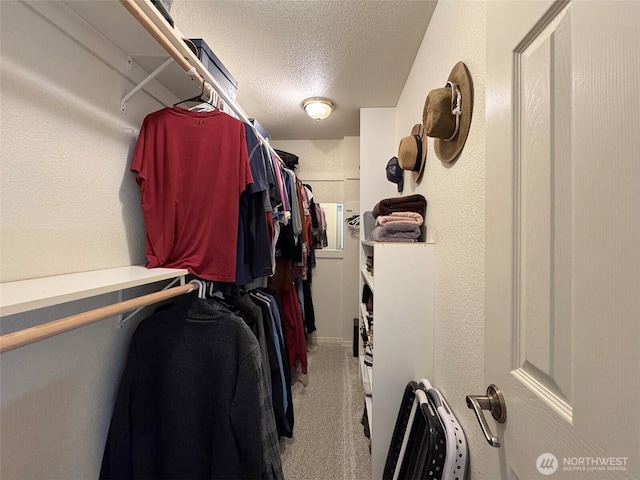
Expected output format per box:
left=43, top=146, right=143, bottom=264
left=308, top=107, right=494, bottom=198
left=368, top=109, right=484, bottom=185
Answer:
left=413, top=134, right=423, bottom=172
left=445, top=81, right=462, bottom=142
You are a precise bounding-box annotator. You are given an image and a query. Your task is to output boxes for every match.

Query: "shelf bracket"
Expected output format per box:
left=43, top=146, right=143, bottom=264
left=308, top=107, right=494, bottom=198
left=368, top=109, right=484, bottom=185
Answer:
left=117, top=276, right=184, bottom=327
left=120, top=57, right=174, bottom=113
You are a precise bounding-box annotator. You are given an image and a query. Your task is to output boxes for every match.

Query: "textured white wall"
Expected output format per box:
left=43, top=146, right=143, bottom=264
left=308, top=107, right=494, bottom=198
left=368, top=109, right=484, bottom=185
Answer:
left=0, top=2, right=172, bottom=477
left=0, top=1, right=158, bottom=282
left=271, top=138, right=360, bottom=344
left=394, top=0, right=489, bottom=477
left=359, top=108, right=398, bottom=214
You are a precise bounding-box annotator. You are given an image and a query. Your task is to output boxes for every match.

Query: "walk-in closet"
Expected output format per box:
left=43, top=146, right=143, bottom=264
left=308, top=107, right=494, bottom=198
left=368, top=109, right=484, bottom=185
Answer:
left=1, top=1, right=638, bottom=479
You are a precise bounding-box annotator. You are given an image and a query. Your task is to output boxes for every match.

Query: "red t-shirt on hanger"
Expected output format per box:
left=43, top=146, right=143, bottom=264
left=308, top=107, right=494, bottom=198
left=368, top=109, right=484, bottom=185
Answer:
left=131, top=107, right=252, bottom=282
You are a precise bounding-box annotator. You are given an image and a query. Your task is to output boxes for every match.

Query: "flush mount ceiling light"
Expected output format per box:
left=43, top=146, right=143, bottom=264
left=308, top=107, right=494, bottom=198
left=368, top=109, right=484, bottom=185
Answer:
left=301, top=97, right=334, bottom=121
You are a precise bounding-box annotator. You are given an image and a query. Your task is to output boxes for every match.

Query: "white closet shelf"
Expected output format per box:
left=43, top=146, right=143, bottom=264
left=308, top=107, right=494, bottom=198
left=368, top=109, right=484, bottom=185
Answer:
left=360, top=359, right=373, bottom=389
left=359, top=303, right=370, bottom=330
left=68, top=0, right=281, bottom=163
left=60, top=0, right=201, bottom=105
left=362, top=240, right=435, bottom=246
left=0, top=266, right=188, bottom=317
left=361, top=268, right=374, bottom=291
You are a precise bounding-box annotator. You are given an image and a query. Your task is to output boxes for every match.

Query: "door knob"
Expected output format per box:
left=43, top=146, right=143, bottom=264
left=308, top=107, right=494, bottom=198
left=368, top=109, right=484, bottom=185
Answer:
left=466, top=384, right=506, bottom=448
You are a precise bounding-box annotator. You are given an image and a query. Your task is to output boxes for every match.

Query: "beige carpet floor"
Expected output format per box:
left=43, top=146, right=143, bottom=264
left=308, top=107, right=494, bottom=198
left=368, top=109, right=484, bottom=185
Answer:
left=280, top=344, right=372, bottom=480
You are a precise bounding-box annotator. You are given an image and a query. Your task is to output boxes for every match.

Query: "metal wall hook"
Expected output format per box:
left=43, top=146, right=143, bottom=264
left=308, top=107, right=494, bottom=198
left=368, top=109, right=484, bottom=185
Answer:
left=466, top=384, right=506, bottom=447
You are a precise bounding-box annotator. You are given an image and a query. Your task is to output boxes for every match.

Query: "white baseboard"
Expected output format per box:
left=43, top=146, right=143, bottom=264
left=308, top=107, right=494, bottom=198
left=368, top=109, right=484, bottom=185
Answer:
left=314, top=338, right=355, bottom=351
left=315, top=336, right=344, bottom=346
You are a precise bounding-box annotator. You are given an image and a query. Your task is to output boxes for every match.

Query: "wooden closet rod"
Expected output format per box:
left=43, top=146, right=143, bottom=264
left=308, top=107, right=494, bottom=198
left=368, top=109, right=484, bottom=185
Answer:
left=0, top=281, right=197, bottom=354
left=118, top=0, right=284, bottom=166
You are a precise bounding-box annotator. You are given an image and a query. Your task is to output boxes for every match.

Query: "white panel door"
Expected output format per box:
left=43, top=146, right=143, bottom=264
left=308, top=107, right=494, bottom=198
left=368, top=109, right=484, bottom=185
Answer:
left=484, top=1, right=640, bottom=479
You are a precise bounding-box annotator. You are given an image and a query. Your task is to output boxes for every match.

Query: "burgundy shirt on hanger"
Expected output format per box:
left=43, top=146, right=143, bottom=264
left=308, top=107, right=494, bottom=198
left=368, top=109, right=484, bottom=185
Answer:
left=131, top=107, right=252, bottom=282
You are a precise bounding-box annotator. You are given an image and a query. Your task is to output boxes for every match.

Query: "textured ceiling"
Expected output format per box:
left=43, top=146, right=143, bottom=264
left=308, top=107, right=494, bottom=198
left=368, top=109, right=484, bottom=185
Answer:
left=170, top=0, right=437, bottom=140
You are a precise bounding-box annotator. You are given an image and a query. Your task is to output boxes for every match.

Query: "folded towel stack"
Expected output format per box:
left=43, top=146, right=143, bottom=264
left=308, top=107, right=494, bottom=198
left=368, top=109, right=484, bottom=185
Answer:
left=371, top=195, right=427, bottom=242
left=376, top=211, right=423, bottom=226
left=372, top=194, right=427, bottom=218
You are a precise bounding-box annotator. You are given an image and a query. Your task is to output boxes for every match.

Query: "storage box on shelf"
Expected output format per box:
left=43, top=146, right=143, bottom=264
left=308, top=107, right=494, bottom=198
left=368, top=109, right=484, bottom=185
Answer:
left=358, top=240, right=434, bottom=480
left=249, top=118, right=270, bottom=141
left=187, top=38, right=238, bottom=102
left=52, top=0, right=244, bottom=116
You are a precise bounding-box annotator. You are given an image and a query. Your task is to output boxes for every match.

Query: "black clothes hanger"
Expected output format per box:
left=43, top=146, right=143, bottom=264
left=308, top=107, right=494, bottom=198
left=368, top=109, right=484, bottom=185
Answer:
left=173, top=80, right=214, bottom=108
left=203, top=284, right=243, bottom=317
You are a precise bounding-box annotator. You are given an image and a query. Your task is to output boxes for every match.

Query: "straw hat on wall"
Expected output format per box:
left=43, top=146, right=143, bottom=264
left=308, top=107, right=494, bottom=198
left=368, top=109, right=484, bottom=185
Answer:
left=423, top=61, right=473, bottom=163
left=398, top=123, right=427, bottom=182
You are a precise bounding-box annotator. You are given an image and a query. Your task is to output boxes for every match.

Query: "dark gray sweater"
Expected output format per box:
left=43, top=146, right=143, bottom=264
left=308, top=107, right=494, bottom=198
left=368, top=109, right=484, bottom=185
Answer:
left=100, top=295, right=283, bottom=479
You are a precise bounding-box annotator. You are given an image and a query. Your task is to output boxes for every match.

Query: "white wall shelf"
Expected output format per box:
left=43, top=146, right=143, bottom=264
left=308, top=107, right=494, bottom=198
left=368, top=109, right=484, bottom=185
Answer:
left=60, top=0, right=204, bottom=107
left=358, top=349, right=373, bottom=433
left=360, top=268, right=374, bottom=291
left=362, top=239, right=435, bottom=247
left=36, top=0, right=249, bottom=122
left=358, top=241, right=434, bottom=480
left=0, top=266, right=188, bottom=317
left=359, top=303, right=371, bottom=331
left=365, top=396, right=373, bottom=434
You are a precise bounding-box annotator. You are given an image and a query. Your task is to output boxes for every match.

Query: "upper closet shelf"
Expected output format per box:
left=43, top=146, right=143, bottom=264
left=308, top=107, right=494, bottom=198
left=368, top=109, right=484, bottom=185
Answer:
left=0, top=266, right=187, bottom=317
left=61, top=0, right=205, bottom=110
left=61, top=0, right=251, bottom=121
left=361, top=268, right=374, bottom=291
left=57, top=0, right=283, bottom=164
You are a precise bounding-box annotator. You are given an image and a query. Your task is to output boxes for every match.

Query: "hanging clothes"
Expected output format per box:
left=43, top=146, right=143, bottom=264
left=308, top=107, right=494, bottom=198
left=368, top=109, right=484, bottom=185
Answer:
left=279, top=285, right=308, bottom=375
left=249, top=289, right=294, bottom=438
left=314, top=203, right=328, bottom=248
left=100, top=294, right=284, bottom=480
left=224, top=292, right=272, bottom=389
left=131, top=106, right=252, bottom=282
left=271, top=154, right=289, bottom=220
left=283, top=168, right=302, bottom=237
left=301, top=276, right=316, bottom=334
left=232, top=124, right=272, bottom=286
left=263, top=158, right=318, bottom=337
left=305, top=184, right=320, bottom=241
left=263, top=145, right=283, bottom=221
left=292, top=179, right=310, bottom=281
left=301, top=184, right=318, bottom=334
left=270, top=168, right=303, bottom=292
left=121, top=104, right=313, bottom=478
